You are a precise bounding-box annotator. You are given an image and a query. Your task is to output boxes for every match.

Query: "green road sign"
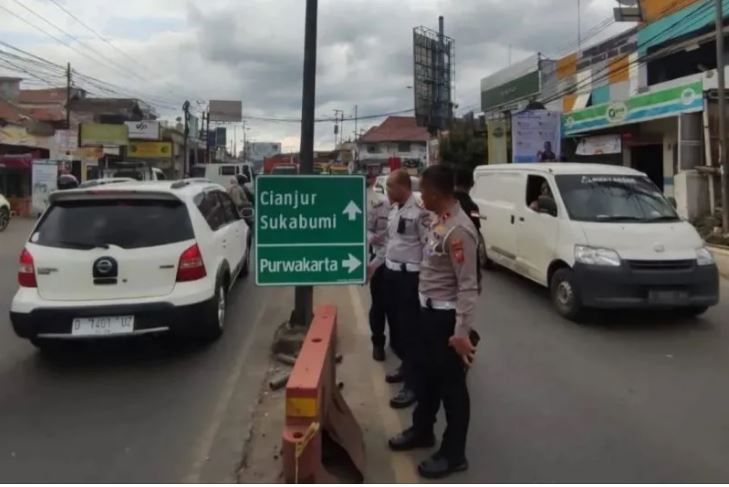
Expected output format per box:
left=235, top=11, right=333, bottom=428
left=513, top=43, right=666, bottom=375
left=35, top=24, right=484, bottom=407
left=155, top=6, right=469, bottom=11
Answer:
left=255, top=175, right=367, bottom=286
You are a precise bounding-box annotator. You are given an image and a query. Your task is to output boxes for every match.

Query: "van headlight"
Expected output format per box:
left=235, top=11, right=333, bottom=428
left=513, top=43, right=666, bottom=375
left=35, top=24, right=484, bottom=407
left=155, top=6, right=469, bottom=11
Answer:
left=575, top=245, right=622, bottom=267
left=696, top=247, right=715, bottom=266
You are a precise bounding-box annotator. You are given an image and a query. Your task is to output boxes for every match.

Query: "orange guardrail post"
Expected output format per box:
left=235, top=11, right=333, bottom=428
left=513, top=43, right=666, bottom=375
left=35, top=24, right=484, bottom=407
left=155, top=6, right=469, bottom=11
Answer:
left=281, top=305, right=365, bottom=483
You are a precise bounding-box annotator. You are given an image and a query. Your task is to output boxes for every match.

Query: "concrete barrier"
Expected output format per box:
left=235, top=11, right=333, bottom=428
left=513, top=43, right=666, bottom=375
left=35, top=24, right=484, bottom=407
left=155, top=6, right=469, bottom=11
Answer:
left=281, top=305, right=365, bottom=483
left=708, top=244, right=729, bottom=279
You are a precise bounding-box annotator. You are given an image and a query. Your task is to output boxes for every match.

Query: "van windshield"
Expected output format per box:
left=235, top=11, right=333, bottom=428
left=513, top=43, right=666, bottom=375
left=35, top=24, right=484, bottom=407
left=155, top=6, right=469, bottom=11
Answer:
left=555, top=174, right=679, bottom=223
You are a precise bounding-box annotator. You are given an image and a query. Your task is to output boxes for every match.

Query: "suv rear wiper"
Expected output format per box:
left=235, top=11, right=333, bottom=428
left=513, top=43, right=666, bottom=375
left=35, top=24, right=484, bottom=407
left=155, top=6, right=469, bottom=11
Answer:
left=56, top=240, right=110, bottom=250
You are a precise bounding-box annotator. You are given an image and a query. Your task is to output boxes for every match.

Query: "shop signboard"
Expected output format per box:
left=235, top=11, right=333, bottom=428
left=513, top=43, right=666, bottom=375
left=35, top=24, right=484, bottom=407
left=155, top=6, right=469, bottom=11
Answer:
left=125, top=121, right=160, bottom=140
left=209, top=100, right=242, bottom=122
left=31, top=160, right=58, bottom=215
left=128, top=141, right=173, bottom=159
left=481, top=71, right=540, bottom=112
left=576, top=135, right=622, bottom=156
left=563, top=80, right=704, bottom=136
left=79, top=123, right=128, bottom=147
left=255, top=175, right=367, bottom=286
left=487, top=118, right=509, bottom=163
left=512, top=110, right=562, bottom=163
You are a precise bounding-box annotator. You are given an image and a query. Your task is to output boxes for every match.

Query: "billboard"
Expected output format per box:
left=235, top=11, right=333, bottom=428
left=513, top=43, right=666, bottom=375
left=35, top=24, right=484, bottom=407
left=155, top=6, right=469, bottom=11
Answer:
left=512, top=110, right=561, bottom=163
left=209, top=100, right=242, bottom=122
left=413, top=25, right=454, bottom=133
left=215, top=127, right=227, bottom=148
left=128, top=141, right=173, bottom=159
left=126, top=120, right=160, bottom=140
left=80, top=123, right=128, bottom=147
left=248, top=142, right=282, bottom=162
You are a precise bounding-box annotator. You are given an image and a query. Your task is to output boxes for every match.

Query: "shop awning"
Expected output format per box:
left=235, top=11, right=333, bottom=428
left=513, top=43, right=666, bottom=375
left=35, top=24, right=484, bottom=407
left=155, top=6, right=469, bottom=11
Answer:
left=0, top=154, right=33, bottom=169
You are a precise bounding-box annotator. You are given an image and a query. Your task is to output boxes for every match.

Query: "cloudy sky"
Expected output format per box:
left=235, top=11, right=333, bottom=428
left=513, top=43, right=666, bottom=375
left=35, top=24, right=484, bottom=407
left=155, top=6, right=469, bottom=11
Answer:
left=0, top=0, right=632, bottom=151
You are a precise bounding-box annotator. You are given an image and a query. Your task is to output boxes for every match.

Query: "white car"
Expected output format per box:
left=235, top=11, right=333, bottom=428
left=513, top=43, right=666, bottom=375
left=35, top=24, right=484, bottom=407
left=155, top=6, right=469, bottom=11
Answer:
left=0, top=193, right=10, bottom=232
left=78, top=177, right=135, bottom=188
left=10, top=180, right=251, bottom=349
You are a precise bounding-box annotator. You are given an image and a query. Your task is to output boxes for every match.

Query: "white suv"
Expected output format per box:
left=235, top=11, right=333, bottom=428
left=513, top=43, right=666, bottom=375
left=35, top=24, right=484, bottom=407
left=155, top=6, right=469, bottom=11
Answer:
left=0, top=193, right=10, bottom=232
left=10, top=180, right=251, bottom=349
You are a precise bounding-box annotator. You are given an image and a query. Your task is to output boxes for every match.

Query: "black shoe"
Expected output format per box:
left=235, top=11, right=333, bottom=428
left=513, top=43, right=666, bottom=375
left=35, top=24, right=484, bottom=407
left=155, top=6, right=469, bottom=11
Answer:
left=372, top=346, right=385, bottom=362
left=389, top=387, right=416, bottom=409
left=388, top=427, right=435, bottom=451
left=385, top=366, right=404, bottom=384
left=418, top=453, right=469, bottom=479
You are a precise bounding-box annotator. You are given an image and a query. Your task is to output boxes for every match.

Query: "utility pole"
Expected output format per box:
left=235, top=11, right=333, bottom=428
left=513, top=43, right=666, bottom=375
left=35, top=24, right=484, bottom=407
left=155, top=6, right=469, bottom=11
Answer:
left=182, top=100, right=190, bottom=176
left=293, top=0, right=318, bottom=327
left=206, top=111, right=211, bottom=163
left=717, top=0, right=729, bottom=233
left=354, top=104, right=358, bottom=142
left=577, top=0, right=582, bottom=49
left=65, top=62, right=71, bottom=129
left=333, top=109, right=343, bottom=147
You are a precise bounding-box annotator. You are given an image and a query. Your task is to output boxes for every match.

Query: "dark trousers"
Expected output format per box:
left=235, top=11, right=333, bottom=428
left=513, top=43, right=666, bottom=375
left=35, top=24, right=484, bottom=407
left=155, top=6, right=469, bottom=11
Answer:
left=412, top=308, right=470, bottom=463
left=384, top=268, right=420, bottom=388
left=369, top=264, right=387, bottom=348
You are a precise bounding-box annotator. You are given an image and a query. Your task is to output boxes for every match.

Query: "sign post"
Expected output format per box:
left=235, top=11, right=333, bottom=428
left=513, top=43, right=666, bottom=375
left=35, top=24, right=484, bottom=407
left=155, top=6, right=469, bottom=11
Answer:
left=255, top=175, right=367, bottom=287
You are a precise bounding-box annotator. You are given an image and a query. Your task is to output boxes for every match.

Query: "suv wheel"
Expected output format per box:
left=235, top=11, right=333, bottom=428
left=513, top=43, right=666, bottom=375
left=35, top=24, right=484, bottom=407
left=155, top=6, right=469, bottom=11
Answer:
left=550, top=268, right=585, bottom=322
left=0, top=207, right=9, bottom=232
left=200, top=278, right=226, bottom=341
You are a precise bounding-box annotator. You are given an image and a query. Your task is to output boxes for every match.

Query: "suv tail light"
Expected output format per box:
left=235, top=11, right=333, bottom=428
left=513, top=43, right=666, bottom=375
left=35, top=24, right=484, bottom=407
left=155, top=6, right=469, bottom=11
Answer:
left=18, top=248, right=37, bottom=288
left=177, top=243, right=207, bottom=282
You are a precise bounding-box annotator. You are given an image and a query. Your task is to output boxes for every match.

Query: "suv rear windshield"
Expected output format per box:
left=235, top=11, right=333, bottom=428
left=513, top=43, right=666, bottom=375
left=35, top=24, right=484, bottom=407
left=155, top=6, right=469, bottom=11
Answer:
left=33, top=199, right=194, bottom=249
left=555, top=174, right=679, bottom=223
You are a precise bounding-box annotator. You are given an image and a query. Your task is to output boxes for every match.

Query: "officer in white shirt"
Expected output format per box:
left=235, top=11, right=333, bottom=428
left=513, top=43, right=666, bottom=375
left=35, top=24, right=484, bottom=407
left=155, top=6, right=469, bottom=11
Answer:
left=382, top=169, right=429, bottom=409
left=367, top=173, right=391, bottom=362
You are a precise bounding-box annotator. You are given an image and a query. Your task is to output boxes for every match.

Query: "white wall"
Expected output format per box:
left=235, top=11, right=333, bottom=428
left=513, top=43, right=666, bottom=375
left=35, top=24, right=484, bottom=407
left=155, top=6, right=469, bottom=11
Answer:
left=357, top=141, right=428, bottom=162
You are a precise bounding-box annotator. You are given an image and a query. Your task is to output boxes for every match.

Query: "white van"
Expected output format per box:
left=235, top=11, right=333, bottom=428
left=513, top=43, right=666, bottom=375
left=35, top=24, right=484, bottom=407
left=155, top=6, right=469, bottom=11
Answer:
left=191, top=163, right=255, bottom=188
left=472, top=163, right=719, bottom=320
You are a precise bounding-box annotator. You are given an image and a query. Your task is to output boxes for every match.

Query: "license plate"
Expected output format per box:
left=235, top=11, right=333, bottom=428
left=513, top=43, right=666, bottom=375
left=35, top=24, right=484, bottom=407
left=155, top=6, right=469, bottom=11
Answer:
left=71, top=316, right=134, bottom=337
left=648, top=290, right=689, bottom=305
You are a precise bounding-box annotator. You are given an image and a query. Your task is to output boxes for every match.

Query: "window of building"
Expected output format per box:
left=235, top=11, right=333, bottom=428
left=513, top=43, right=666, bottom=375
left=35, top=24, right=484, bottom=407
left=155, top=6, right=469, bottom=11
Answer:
left=367, top=145, right=378, bottom=154
left=398, top=142, right=411, bottom=153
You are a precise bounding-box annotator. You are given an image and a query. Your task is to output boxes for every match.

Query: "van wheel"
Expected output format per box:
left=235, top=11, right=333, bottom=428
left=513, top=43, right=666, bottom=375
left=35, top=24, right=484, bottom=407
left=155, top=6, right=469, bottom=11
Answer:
left=30, top=338, right=64, bottom=356
left=200, top=279, right=226, bottom=341
left=0, top=208, right=9, bottom=232
left=683, top=306, right=709, bottom=318
left=550, top=268, right=585, bottom=322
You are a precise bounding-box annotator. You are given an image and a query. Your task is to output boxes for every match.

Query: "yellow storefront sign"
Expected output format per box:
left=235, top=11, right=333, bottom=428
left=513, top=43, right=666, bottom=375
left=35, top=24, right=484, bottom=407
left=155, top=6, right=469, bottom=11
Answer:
left=79, top=123, right=128, bottom=147
left=128, top=141, right=172, bottom=159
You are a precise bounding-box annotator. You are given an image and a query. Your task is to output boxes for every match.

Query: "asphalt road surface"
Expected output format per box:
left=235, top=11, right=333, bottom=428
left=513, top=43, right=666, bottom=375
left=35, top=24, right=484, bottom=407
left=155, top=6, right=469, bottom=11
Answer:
left=457, top=264, right=729, bottom=483
left=0, top=219, right=277, bottom=483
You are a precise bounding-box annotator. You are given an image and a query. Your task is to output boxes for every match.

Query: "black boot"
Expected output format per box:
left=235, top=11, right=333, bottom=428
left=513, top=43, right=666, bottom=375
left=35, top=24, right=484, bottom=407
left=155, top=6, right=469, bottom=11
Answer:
left=388, top=427, right=435, bottom=451
left=418, top=453, right=469, bottom=479
left=385, top=365, right=404, bottom=384
left=390, top=387, right=416, bottom=409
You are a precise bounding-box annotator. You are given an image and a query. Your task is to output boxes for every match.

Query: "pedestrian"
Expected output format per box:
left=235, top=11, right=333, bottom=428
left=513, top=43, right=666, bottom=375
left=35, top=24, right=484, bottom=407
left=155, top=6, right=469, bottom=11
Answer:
left=453, top=166, right=480, bottom=232
left=366, top=173, right=391, bottom=362
left=227, top=177, right=249, bottom=211
left=388, top=164, right=479, bottom=479
left=382, top=169, right=429, bottom=409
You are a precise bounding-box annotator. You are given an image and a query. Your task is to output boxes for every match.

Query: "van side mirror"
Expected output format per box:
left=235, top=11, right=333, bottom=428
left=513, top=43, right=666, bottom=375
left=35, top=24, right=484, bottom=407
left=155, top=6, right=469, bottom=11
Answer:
left=240, top=207, right=254, bottom=219
left=667, top=196, right=677, bottom=209
left=538, top=196, right=558, bottom=217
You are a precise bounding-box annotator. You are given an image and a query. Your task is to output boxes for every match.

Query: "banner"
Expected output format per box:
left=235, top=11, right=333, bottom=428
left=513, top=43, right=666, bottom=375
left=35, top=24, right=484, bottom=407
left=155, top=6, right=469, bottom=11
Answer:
left=209, top=100, right=242, bottom=122
left=128, top=141, right=172, bottom=159
left=512, top=110, right=562, bottom=163
left=126, top=120, right=160, bottom=140
left=576, top=135, right=622, bottom=156
left=487, top=118, right=509, bottom=164
left=80, top=123, right=128, bottom=147
left=32, top=160, right=58, bottom=215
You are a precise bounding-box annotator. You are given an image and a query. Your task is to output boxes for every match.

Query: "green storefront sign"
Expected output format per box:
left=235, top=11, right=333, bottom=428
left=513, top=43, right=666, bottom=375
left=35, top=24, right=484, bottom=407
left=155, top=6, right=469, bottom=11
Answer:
left=481, top=70, right=540, bottom=112
left=563, top=80, right=704, bottom=135
left=255, top=175, right=367, bottom=286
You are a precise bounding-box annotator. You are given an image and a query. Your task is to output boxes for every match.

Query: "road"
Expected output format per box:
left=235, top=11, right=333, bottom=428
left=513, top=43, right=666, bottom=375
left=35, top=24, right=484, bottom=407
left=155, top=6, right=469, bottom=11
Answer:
left=457, top=265, right=729, bottom=483
left=0, top=219, right=279, bottom=483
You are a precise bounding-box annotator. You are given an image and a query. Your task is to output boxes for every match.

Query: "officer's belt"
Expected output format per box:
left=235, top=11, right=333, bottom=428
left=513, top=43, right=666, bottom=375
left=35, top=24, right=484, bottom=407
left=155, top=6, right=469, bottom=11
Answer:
left=419, top=293, right=456, bottom=311
left=385, top=259, right=420, bottom=273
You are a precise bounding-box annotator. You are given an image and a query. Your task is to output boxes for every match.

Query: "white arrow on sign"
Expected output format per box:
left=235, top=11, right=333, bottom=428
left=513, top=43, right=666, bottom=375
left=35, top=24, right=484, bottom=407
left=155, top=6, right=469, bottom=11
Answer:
left=342, top=201, right=363, bottom=221
left=341, top=254, right=362, bottom=274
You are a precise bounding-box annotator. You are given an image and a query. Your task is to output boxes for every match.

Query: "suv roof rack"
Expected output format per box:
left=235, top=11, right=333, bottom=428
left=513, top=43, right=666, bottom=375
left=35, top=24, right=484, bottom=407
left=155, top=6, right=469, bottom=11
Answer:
left=170, top=178, right=212, bottom=189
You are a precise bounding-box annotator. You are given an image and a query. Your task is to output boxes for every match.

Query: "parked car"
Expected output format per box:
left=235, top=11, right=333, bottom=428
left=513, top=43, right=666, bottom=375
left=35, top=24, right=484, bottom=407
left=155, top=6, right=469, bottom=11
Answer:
left=104, top=162, right=166, bottom=181
left=472, top=163, right=719, bottom=321
left=10, top=180, right=251, bottom=350
left=0, top=193, right=10, bottom=232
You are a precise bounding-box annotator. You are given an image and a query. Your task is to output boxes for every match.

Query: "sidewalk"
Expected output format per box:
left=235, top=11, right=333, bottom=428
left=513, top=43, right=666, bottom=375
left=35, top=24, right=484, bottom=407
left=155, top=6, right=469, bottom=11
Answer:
left=237, top=285, right=421, bottom=483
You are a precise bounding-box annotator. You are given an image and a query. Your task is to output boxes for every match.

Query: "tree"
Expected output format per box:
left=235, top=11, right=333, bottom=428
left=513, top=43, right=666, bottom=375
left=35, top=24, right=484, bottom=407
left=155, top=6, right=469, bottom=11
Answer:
left=438, top=119, right=486, bottom=172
